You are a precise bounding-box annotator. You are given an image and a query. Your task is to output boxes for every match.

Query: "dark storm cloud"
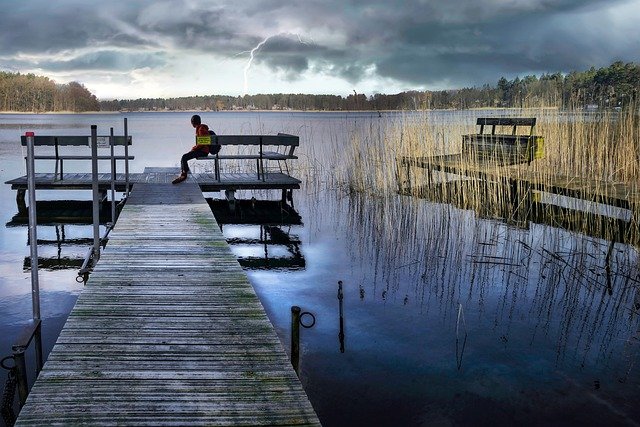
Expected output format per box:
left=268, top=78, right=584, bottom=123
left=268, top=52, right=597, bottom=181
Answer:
left=39, top=51, right=167, bottom=72
left=0, top=0, right=638, bottom=91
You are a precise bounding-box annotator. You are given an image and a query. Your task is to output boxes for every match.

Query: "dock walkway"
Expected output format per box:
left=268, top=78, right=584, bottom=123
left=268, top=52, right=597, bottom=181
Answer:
left=16, top=178, right=319, bottom=425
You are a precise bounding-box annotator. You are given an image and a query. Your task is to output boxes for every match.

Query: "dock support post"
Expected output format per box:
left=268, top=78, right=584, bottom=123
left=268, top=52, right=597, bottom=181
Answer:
left=110, top=127, right=116, bottom=225
left=13, top=348, right=28, bottom=407
left=91, top=125, right=101, bottom=261
left=291, top=306, right=301, bottom=375
left=11, top=319, right=43, bottom=408
left=225, top=189, right=236, bottom=212
left=338, top=281, right=345, bottom=353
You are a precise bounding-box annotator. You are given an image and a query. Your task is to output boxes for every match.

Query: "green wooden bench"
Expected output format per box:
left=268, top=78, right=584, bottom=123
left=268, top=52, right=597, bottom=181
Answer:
left=462, top=118, right=544, bottom=165
left=194, top=133, right=298, bottom=181
left=20, top=135, right=134, bottom=180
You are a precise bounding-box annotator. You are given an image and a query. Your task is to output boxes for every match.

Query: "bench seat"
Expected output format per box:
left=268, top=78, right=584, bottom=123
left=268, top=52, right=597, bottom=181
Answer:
left=196, top=152, right=297, bottom=161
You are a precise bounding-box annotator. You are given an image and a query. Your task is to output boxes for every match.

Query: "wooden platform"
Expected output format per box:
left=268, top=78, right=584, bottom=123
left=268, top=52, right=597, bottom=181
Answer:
left=400, top=154, right=640, bottom=209
left=16, top=181, right=319, bottom=425
left=5, top=169, right=301, bottom=192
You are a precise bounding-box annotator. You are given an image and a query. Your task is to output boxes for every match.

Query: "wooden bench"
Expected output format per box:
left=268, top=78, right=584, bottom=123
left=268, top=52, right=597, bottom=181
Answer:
left=21, top=135, right=134, bottom=180
left=194, top=133, right=298, bottom=181
left=461, top=118, right=544, bottom=165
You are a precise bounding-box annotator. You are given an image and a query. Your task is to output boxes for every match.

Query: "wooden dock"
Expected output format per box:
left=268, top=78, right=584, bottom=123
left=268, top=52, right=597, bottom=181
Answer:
left=400, top=154, right=640, bottom=209
left=5, top=170, right=301, bottom=192
left=16, top=178, right=319, bottom=425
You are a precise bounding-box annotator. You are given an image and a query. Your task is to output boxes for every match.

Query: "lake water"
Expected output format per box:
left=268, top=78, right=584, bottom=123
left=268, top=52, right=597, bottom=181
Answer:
left=1, top=111, right=639, bottom=426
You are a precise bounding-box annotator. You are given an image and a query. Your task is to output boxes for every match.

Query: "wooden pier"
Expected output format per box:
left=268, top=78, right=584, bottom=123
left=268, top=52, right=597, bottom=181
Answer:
left=5, top=168, right=301, bottom=192
left=16, top=176, right=319, bottom=425
left=399, top=154, right=640, bottom=209
left=5, top=168, right=301, bottom=213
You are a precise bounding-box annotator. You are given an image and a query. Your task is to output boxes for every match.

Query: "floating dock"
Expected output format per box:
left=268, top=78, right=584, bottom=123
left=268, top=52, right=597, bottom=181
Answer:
left=15, top=174, right=319, bottom=425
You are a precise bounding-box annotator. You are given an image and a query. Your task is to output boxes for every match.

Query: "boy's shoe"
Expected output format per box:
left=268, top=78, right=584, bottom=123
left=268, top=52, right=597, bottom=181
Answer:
left=172, top=173, right=187, bottom=184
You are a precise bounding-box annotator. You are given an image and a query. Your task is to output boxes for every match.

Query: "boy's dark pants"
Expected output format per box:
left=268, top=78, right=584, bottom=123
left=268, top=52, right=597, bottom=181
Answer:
left=181, top=150, right=208, bottom=173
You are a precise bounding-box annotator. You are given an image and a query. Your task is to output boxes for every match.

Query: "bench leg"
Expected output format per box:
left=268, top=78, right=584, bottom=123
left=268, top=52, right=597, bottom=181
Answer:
left=17, top=189, right=27, bottom=214
left=281, top=189, right=294, bottom=207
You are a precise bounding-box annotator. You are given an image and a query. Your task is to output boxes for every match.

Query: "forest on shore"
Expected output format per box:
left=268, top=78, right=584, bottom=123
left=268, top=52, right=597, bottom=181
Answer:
left=1, top=61, right=638, bottom=113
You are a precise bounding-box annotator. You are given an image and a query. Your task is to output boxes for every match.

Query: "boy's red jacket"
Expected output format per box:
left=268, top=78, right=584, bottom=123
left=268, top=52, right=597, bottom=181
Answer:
left=191, top=123, right=210, bottom=154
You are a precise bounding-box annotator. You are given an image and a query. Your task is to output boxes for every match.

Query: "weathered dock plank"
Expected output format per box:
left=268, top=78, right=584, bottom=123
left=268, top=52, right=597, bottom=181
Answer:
left=5, top=170, right=301, bottom=192
left=16, top=180, right=319, bottom=426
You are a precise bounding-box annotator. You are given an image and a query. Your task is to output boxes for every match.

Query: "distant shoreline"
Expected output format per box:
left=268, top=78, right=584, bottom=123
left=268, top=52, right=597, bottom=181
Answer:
left=0, top=106, right=564, bottom=115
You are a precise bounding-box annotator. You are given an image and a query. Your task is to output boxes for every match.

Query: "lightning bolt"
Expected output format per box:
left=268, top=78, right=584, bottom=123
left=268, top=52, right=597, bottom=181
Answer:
left=241, top=33, right=313, bottom=96
left=243, top=36, right=272, bottom=96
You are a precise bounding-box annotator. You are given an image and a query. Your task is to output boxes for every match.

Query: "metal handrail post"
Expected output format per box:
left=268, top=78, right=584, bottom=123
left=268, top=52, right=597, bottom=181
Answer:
left=110, top=127, right=116, bottom=224
left=25, top=132, right=41, bottom=321
left=91, top=125, right=100, bottom=260
left=124, top=118, right=130, bottom=197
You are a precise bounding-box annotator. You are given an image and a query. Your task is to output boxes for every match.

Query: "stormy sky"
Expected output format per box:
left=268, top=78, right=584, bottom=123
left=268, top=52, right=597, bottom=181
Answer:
left=1, top=0, right=638, bottom=99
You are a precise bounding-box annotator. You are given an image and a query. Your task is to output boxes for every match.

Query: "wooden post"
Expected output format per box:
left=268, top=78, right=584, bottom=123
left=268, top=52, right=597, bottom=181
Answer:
left=291, top=305, right=301, bottom=375
left=13, top=347, right=28, bottom=407
left=338, top=281, right=345, bottom=354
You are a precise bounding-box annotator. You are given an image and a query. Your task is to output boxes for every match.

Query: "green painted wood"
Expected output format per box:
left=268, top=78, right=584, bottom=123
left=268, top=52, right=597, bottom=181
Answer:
left=16, top=180, right=319, bottom=426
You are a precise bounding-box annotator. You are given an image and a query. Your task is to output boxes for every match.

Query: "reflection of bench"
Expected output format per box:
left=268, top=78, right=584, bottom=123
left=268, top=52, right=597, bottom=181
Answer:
left=462, top=118, right=544, bottom=165
left=195, top=133, right=298, bottom=181
left=21, top=135, right=134, bottom=180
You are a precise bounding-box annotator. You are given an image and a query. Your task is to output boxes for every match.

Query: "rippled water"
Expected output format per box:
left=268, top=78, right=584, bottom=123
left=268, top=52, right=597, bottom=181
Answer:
left=0, top=111, right=638, bottom=426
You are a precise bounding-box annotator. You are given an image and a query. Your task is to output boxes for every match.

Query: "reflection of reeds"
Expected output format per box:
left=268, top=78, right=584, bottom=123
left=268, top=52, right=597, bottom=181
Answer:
left=302, top=106, right=640, bottom=368
left=329, top=186, right=640, bottom=368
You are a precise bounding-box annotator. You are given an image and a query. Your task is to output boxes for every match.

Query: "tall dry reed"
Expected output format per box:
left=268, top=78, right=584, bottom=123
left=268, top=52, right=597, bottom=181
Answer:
left=334, top=105, right=639, bottom=245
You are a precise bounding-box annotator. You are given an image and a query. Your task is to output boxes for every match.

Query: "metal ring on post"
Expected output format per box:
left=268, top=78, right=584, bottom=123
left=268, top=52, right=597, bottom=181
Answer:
left=299, top=311, right=316, bottom=329
left=0, top=355, right=15, bottom=371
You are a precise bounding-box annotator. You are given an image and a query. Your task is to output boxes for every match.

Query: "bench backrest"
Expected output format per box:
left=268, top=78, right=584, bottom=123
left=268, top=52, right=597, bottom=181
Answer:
left=463, top=118, right=543, bottom=165
left=20, top=135, right=132, bottom=147
left=476, top=117, right=536, bottom=136
left=209, top=133, right=298, bottom=147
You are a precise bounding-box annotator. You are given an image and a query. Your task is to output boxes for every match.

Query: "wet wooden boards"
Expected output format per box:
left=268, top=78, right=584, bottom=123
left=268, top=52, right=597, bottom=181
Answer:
left=16, top=180, right=319, bottom=426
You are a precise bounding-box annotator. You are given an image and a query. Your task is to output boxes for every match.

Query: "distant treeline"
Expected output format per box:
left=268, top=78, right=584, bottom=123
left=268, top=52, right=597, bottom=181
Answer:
left=0, top=72, right=100, bottom=112
left=1, top=61, right=638, bottom=112
left=101, top=61, right=640, bottom=112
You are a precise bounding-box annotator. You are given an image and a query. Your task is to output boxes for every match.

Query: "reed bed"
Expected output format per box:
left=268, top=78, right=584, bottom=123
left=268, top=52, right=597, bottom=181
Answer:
left=329, top=105, right=640, bottom=246
left=291, top=106, right=640, bottom=364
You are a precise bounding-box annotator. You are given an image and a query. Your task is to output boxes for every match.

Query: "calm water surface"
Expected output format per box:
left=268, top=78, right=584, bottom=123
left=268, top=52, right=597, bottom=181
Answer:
left=0, top=111, right=638, bottom=426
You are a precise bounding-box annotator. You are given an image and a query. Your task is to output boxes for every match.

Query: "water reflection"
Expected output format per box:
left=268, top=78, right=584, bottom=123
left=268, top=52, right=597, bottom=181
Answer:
left=338, top=281, right=345, bottom=353
left=6, top=201, right=112, bottom=273
left=403, top=179, right=636, bottom=246
left=341, top=189, right=640, bottom=373
left=207, top=198, right=306, bottom=271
